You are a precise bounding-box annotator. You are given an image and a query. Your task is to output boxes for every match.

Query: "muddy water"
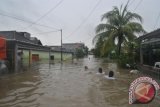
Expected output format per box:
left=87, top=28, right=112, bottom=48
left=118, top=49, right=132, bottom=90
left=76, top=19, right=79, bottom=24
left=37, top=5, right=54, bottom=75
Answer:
left=0, top=56, right=159, bottom=107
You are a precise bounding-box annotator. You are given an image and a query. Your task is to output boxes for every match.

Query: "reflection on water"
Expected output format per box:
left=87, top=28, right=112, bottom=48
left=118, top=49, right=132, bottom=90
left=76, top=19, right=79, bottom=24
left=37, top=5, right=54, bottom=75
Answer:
left=0, top=55, right=159, bottom=107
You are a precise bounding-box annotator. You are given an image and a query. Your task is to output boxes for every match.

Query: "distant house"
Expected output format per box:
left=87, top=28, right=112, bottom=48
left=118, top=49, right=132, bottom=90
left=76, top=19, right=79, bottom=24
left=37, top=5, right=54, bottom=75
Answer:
left=62, top=43, right=85, bottom=55
left=48, top=43, right=88, bottom=58
left=30, top=37, right=42, bottom=45
left=0, top=31, right=74, bottom=72
left=0, top=31, right=42, bottom=45
left=48, top=45, right=73, bottom=53
left=49, top=46, right=61, bottom=51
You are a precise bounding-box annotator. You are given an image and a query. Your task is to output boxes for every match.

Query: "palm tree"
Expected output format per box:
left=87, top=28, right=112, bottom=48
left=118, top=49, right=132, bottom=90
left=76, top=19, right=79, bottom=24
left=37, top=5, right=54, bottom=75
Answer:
left=93, top=3, right=146, bottom=56
left=94, top=36, right=104, bottom=57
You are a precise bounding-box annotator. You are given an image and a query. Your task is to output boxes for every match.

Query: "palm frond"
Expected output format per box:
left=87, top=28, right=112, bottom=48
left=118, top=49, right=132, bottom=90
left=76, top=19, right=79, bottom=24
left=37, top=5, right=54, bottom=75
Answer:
left=96, top=23, right=117, bottom=33
left=101, top=6, right=119, bottom=21
left=126, top=22, right=146, bottom=33
left=125, top=12, right=143, bottom=23
left=101, top=31, right=117, bottom=56
left=94, top=2, right=145, bottom=56
left=122, top=3, right=128, bottom=18
left=92, top=31, right=107, bottom=44
left=123, top=31, right=137, bottom=41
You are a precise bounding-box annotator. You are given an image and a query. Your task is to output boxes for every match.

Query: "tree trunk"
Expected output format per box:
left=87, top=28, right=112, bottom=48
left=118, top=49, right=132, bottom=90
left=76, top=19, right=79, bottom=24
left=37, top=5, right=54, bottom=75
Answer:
left=117, top=36, right=123, bottom=56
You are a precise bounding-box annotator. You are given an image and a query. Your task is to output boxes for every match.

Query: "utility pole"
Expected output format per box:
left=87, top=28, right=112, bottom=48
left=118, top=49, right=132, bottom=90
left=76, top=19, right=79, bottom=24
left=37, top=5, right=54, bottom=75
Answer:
left=60, top=29, right=63, bottom=62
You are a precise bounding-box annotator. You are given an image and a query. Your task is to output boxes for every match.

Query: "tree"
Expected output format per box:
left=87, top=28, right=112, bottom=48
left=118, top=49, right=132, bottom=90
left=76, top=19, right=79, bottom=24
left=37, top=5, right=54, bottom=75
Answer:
left=84, top=46, right=89, bottom=55
left=94, top=36, right=104, bottom=57
left=75, top=48, right=85, bottom=58
left=93, top=3, right=146, bottom=56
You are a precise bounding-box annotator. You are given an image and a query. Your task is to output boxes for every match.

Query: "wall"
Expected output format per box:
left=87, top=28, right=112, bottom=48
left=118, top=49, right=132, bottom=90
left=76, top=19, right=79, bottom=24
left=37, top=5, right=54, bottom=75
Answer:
left=50, top=52, right=72, bottom=60
left=22, top=50, right=72, bottom=64
left=32, top=50, right=49, bottom=60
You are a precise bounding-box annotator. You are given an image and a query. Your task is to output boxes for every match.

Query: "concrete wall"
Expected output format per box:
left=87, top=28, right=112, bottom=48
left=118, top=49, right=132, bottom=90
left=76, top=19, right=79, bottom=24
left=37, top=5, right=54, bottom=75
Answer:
left=22, top=50, right=29, bottom=66
left=22, top=50, right=72, bottom=63
left=32, top=50, right=49, bottom=60
left=50, top=52, right=72, bottom=60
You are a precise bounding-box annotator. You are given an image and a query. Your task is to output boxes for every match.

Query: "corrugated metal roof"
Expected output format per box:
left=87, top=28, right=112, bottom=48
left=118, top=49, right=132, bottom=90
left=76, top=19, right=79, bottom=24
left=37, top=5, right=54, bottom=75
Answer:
left=138, top=29, right=160, bottom=41
left=0, top=31, right=42, bottom=45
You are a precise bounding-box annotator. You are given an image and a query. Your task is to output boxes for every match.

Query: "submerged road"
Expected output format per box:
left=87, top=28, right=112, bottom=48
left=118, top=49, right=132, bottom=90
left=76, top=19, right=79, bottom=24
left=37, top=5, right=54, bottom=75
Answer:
left=0, top=56, right=158, bottom=107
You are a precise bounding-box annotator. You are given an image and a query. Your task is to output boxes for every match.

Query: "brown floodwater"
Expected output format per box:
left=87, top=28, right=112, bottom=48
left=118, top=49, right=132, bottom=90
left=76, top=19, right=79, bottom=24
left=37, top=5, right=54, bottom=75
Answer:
left=0, top=55, right=159, bottom=107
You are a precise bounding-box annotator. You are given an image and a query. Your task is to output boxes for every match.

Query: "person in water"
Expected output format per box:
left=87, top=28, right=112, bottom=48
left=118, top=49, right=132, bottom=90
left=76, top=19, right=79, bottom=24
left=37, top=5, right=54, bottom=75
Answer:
left=96, top=67, right=105, bottom=74
left=84, top=66, right=88, bottom=70
left=98, top=68, right=102, bottom=73
left=109, top=71, right=114, bottom=77
left=104, top=71, right=115, bottom=79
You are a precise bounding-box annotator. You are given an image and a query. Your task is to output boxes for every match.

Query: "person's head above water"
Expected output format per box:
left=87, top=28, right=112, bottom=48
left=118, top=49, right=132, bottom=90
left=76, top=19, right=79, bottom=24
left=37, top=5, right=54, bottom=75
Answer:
left=98, top=68, right=102, bottom=73
left=109, top=71, right=114, bottom=77
left=84, top=66, right=88, bottom=70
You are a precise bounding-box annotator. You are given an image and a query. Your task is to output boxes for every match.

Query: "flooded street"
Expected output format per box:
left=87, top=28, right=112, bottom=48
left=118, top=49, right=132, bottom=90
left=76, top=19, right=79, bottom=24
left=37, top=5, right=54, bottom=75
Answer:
left=0, top=56, right=159, bottom=107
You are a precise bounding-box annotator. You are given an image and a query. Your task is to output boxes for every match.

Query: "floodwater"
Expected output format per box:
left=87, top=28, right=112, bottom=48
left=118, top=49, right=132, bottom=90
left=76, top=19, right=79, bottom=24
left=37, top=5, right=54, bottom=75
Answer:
left=0, top=55, right=159, bottom=107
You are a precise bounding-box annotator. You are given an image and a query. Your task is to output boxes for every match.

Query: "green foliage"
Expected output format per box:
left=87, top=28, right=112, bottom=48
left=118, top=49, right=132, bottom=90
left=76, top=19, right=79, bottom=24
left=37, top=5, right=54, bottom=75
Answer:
left=94, top=36, right=103, bottom=57
left=93, top=3, right=146, bottom=57
left=109, top=50, right=118, bottom=59
left=84, top=46, right=89, bottom=55
left=118, top=53, right=135, bottom=68
left=75, top=46, right=89, bottom=58
left=118, top=41, right=137, bottom=68
left=75, top=48, right=85, bottom=58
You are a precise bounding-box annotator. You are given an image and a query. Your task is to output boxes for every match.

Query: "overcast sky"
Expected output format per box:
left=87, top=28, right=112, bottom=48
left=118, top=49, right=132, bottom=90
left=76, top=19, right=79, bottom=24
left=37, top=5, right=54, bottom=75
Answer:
left=0, top=0, right=159, bottom=49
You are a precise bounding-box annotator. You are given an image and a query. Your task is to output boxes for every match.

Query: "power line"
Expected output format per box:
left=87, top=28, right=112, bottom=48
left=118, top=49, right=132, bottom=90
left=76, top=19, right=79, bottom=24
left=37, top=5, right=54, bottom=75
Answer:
left=0, top=12, right=58, bottom=30
left=63, top=0, right=102, bottom=40
left=23, top=0, right=64, bottom=30
left=31, top=30, right=60, bottom=35
left=83, top=35, right=94, bottom=43
left=83, top=0, right=142, bottom=49
left=83, top=0, right=140, bottom=48
left=128, top=0, right=135, bottom=6
left=134, top=0, right=143, bottom=11
left=153, top=12, right=160, bottom=29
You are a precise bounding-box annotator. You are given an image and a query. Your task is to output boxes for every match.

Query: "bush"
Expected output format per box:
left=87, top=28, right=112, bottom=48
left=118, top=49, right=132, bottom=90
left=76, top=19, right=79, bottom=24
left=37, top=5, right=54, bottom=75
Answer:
left=118, top=53, right=135, bottom=68
left=75, top=49, right=85, bottom=58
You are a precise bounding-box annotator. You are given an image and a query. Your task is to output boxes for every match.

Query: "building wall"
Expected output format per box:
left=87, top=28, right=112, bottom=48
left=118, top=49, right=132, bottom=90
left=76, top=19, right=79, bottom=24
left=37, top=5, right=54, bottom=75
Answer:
left=32, top=50, right=49, bottom=60
left=22, top=50, right=29, bottom=66
left=22, top=50, right=72, bottom=63
left=50, top=52, right=72, bottom=60
left=63, top=53, right=73, bottom=60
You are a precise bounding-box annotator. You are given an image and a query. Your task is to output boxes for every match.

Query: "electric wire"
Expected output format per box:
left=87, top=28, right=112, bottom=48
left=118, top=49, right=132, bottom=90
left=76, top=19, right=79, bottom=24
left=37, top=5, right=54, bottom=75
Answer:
left=128, top=0, right=135, bottom=6
left=133, top=0, right=143, bottom=11
left=23, top=0, right=64, bottom=30
left=31, top=30, right=60, bottom=35
left=63, top=0, right=102, bottom=40
left=0, top=12, right=58, bottom=30
left=153, top=12, right=160, bottom=30
left=81, top=0, right=143, bottom=48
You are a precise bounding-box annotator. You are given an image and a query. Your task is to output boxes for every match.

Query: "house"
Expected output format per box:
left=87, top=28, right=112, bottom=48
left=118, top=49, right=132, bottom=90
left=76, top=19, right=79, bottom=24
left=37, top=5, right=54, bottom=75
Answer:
left=30, top=37, right=42, bottom=45
left=0, top=31, right=73, bottom=72
left=137, top=28, right=160, bottom=77
left=47, top=45, right=74, bottom=60
left=49, top=43, right=87, bottom=56
left=62, top=43, right=85, bottom=55
left=0, top=31, right=42, bottom=45
left=138, top=29, right=160, bottom=66
left=50, top=46, right=61, bottom=51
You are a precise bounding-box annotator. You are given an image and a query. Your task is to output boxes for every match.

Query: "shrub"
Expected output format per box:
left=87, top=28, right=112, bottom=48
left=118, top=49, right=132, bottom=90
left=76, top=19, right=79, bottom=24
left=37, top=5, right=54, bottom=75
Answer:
left=118, top=53, right=135, bottom=68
